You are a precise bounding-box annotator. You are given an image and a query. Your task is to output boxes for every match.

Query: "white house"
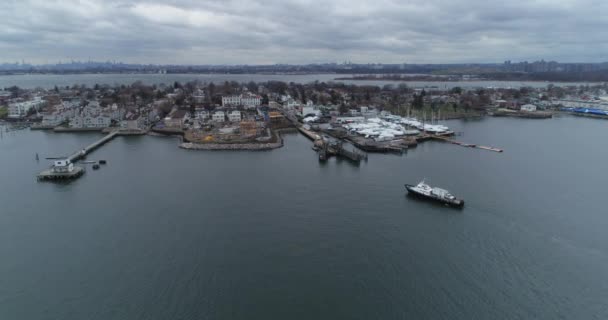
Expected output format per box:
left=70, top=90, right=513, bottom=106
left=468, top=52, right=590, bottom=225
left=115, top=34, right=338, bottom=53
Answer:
left=222, top=95, right=241, bottom=106
left=212, top=111, right=225, bottom=122
left=228, top=110, right=242, bottom=122
left=521, top=104, right=537, bottom=112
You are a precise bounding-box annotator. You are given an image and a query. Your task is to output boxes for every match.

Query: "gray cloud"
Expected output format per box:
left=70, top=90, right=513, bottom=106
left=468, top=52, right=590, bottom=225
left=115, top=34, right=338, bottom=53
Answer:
left=0, top=0, right=607, bottom=64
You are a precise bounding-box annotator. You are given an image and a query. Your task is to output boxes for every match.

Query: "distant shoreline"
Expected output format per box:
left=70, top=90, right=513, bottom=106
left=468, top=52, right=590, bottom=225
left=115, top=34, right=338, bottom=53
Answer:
left=333, top=76, right=607, bottom=84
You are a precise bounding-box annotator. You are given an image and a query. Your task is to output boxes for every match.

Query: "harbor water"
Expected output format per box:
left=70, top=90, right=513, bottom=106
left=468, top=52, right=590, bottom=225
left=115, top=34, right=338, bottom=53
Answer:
left=1, top=116, right=607, bottom=319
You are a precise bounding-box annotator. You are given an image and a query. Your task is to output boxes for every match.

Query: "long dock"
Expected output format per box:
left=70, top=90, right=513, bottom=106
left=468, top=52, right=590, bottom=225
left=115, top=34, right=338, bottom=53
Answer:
left=430, top=136, right=503, bottom=153
left=67, top=131, right=119, bottom=162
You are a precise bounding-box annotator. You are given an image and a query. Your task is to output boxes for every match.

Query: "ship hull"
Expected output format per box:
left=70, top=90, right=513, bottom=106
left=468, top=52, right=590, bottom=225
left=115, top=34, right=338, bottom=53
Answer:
left=405, top=184, right=464, bottom=208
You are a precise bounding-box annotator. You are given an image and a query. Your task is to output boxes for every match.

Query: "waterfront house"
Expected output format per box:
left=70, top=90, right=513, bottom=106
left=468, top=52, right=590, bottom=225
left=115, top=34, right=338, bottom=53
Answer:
left=7, top=97, right=45, bottom=119
left=41, top=103, right=75, bottom=127
left=70, top=114, right=111, bottom=128
left=69, top=101, right=112, bottom=128
left=164, top=110, right=188, bottom=129
left=121, top=111, right=146, bottom=130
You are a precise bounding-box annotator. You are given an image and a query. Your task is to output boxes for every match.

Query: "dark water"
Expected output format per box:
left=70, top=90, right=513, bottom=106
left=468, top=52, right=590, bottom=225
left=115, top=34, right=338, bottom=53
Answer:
left=0, top=73, right=593, bottom=89
left=1, top=116, right=608, bottom=319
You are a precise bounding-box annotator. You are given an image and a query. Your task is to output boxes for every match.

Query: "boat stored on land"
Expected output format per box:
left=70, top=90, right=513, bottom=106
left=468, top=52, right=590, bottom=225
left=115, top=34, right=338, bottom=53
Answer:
left=405, top=181, right=464, bottom=208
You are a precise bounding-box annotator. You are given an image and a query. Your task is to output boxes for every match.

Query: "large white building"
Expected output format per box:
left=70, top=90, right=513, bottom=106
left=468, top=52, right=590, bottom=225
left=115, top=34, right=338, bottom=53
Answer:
left=69, top=102, right=111, bottom=128
left=7, top=97, right=45, bottom=119
left=222, top=94, right=262, bottom=108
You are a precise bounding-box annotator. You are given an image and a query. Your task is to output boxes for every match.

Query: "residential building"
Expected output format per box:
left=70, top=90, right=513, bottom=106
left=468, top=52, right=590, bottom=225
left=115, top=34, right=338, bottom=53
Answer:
left=164, top=110, right=188, bottom=129
left=286, top=99, right=300, bottom=109
left=222, top=93, right=262, bottom=108
left=228, top=110, right=242, bottom=122
left=68, top=100, right=113, bottom=128
left=7, top=97, right=45, bottom=118
left=41, top=103, right=76, bottom=127
left=195, top=108, right=209, bottom=120
left=239, top=93, right=261, bottom=108
left=212, top=111, right=226, bottom=122
left=301, top=106, right=321, bottom=117
left=121, top=111, right=147, bottom=130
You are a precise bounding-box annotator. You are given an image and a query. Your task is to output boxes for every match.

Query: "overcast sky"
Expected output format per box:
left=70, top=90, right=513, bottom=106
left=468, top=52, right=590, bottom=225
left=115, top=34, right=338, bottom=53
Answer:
left=1, top=0, right=607, bottom=65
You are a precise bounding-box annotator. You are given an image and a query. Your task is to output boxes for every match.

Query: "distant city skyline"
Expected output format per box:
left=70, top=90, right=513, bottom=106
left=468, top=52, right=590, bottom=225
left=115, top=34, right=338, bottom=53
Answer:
left=1, top=1, right=608, bottom=64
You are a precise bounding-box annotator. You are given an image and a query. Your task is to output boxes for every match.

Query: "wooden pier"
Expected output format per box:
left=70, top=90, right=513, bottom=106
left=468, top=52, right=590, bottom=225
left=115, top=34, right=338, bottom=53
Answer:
left=67, top=131, right=119, bottom=162
left=37, top=131, right=120, bottom=181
